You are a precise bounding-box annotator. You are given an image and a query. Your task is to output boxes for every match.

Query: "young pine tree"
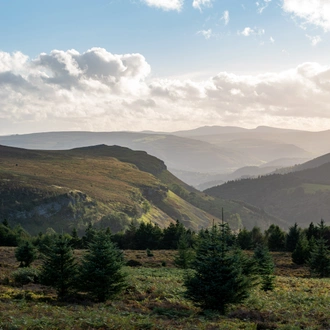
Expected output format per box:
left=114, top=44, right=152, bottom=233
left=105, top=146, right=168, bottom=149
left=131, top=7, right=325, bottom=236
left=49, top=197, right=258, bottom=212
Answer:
left=253, top=244, right=275, bottom=291
left=40, top=235, right=77, bottom=299
left=174, top=233, right=195, bottom=269
left=15, top=241, right=37, bottom=267
left=184, top=224, right=254, bottom=314
left=308, top=237, right=330, bottom=278
left=292, top=233, right=310, bottom=265
left=78, top=231, right=127, bottom=302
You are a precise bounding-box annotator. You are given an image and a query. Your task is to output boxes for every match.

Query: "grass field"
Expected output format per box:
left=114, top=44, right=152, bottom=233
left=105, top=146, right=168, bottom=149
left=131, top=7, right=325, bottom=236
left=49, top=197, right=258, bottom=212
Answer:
left=1, top=247, right=329, bottom=329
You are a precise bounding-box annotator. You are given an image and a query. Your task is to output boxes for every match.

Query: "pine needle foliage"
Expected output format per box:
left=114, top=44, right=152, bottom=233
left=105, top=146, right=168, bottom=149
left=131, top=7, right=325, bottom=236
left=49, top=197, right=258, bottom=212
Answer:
left=184, top=224, right=254, bottom=314
left=253, top=244, right=275, bottom=291
left=308, top=237, right=330, bottom=278
left=40, top=235, right=77, bottom=299
left=78, top=231, right=127, bottom=302
left=174, top=233, right=195, bottom=269
left=15, top=241, right=37, bottom=267
left=292, top=233, right=310, bottom=265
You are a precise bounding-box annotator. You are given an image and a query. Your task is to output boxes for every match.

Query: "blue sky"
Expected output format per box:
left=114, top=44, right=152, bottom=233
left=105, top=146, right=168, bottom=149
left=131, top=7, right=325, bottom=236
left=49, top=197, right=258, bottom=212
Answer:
left=1, top=0, right=330, bottom=134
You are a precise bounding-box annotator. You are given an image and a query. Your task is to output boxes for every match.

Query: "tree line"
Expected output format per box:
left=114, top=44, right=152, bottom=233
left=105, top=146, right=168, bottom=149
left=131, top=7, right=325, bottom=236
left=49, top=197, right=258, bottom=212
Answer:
left=6, top=217, right=330, bottom=314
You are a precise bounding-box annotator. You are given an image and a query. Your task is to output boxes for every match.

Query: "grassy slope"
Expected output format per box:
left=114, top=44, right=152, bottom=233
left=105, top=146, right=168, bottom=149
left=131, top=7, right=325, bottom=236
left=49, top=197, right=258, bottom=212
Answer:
left=0, top=145, right=219, bottom=234
left=206, top=162, right=330, bottom=227
left=0, top=144, right=285, bottom=233
left=1, top=247, right=330, bottom=329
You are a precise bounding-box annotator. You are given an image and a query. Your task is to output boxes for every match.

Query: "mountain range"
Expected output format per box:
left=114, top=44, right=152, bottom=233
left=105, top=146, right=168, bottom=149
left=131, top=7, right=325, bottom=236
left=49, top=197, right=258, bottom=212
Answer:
left=2, top=125, right=328, bottom=187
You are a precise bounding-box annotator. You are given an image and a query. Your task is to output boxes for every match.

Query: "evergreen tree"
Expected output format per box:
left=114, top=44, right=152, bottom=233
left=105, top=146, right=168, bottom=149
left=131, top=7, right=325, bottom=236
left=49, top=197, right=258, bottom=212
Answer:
left=70, top=228, right=81, bottom=249
left=237, top=228, right=252, bottom=250
left=78, top=231, right=127, bottom=302
left=253, top=244, right=275, bottom=291
left=174, top=233, right=195, bottom=269
left=266, top=224, right=286, bottom=251
left=250, top=226, right=265, bottom=248
left=286, top=223, right=301, bottom=252
left=15, top=241, right=37, bottom=267
left=308, top=237, right=330, bottom=278
left=162, top=220, right=186, bottom=249
left=82, top=222, right=97, bottom=248
left=40, top=235, right=77, bottom=299
left=184, top=224, right=254, bottom=314
left=292, top=233, right=310, bottom=265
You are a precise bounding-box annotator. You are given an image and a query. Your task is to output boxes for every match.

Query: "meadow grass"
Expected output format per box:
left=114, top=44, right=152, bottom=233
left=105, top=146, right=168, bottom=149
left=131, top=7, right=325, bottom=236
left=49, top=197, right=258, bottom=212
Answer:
left=0, top=248, right=329, bottom=329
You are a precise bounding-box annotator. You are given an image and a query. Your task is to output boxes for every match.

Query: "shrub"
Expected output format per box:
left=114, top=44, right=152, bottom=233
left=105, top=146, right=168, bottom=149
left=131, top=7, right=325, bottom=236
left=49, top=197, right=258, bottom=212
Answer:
left=15, top=241, right=37, bottom=267
left=12, top=268, right=39, bottom=285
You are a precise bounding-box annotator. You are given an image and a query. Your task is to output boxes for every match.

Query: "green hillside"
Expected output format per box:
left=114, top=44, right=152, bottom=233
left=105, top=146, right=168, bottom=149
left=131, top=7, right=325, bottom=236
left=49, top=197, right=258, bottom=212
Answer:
left=0, top=144, right=283, bottom=234
left=205, top=161, right=330, bottom=227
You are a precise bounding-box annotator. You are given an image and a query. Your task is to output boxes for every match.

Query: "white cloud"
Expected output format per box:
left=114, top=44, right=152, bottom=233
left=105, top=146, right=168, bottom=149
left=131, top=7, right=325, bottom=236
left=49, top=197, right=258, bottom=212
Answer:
left=2, top=49, right=330, bottom=133
left=192, top=0, right=213, bottom=11
left=240, top=27, right=265, bottom=36
left=141, top=0, right=183, bottom=11
left=282, top=0, right=330, bottom=31
left=306, top=34, right=322, bottom=46
left=197, top=29, right=213, bottom=39
left=257, top=0, right=271, bottom=14
left=222, top=10, right=230, bottom=25
left=270, top=36, right=275, bottom=43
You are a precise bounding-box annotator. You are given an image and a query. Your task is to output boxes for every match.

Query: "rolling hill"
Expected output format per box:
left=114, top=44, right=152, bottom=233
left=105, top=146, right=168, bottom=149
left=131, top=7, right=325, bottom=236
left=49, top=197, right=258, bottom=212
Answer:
left=205, top=155, right=330, bottom=228
left=0, top=144, right=284, bottom=234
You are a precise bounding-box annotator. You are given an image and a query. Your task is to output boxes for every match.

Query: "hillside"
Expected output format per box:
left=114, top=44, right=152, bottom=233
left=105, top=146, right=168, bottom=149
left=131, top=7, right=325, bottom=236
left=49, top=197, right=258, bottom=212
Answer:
left=205, top=160, right=330, bottom=227
left=0, top=145, right=284, bottom=234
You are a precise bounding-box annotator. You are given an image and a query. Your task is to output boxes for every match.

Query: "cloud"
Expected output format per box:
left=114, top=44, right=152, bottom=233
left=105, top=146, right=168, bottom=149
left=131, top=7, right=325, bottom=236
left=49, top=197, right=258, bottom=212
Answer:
left=192, top=0, right=213, bottom=11
left=141, top=0, right=183, bottom=11
left=256, top=0, right=272, bottom=14
left=306, top=34, right=322, bottom=46
left=270, top=36, right=275, bottom=43
left=240, top=27, right=265, bottom=36
left=282, top=0, right=330, bottom=31
left=222, top=10, right=230, bottom=25
left=197, top=29, right=212, bottom=39
left=2, top=49, right=330, bottom=133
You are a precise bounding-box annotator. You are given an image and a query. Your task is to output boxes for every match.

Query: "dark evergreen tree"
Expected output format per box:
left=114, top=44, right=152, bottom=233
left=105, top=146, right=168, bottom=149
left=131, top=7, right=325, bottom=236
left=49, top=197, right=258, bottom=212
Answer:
left=40, top=235, right=77, bottom=299
left=82, top=222, right=97, bottom=248
left=174, top=233, right=195, bottom=269
left=184, top=224, right=254, bottom=314
left=253, top=244, right=275, bottom=291
left=78, top=231, right=127, bottom=302
left=15, top=241, right=37, bottom=267
left=292, top=233, right=310, bottom=265
left=135, top=222, right=163, bottom=250
left=70, top=228, right=81, bottom=249
left=306, top=222, right=318, bottom=241
left=162, top=220, right=186, bottom=249
left=250, top=226, right=265, bottom=248
left=286, top=223, right=301, bottom=252
left=266, top=224, right=286, bottom=251
left=308, top=237, right=330, bottom=278
left=237, top=228, right=252, bottom=250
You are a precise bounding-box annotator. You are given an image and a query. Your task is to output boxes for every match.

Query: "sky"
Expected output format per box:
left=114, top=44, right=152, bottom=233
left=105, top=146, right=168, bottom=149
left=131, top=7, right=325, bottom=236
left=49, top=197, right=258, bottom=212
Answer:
left=1, top=0, right=330, bottom=134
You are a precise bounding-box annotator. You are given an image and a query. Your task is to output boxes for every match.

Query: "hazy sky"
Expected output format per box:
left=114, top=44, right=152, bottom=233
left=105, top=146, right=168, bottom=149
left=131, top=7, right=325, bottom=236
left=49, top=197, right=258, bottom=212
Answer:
left=1, top=0, right=330, bottom=134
